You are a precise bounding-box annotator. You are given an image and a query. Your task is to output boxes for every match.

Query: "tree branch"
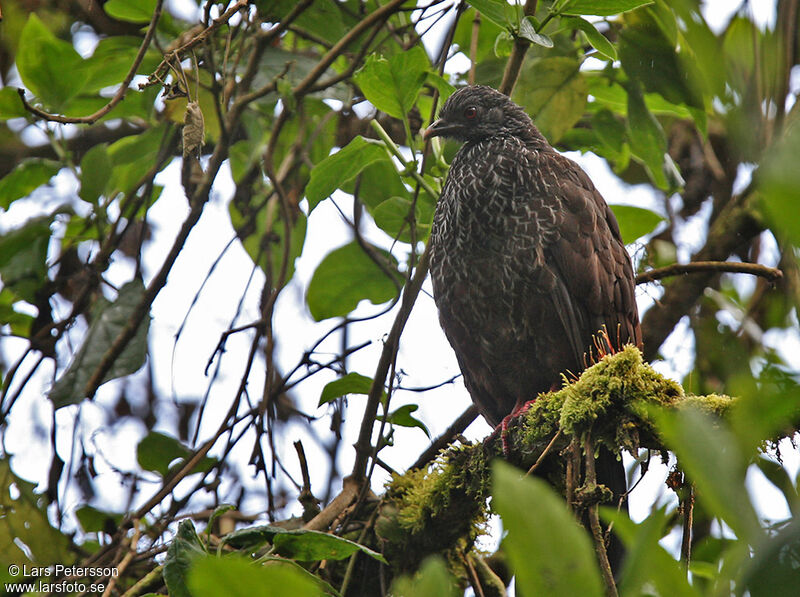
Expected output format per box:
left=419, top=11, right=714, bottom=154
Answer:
left=498, top=0, right=538, bottom=96
left=641, top=196, right=764, bottom=361
left=636, top=261, right=782, bottom=285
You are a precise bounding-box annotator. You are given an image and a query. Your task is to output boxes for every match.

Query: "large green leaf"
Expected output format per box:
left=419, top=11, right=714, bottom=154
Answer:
left=602, top=508, right=700, bottom=597
left=561, top=0, right=654, bottom=16
left=654, top=406, right=761, bottom=543
left=619, top=15, right=704, bottom=110
left=79, top=145, right=112, bottom=204
left=261, top=0, right=345, bottom=45
left=0, top=458, right=75, bottom=582
left=187, top=556, right=321, bottom=597
left=81, top=37, right=142, bottom=93
left=229, top=188, right=307, bottom=288
left=514, top=57, right=588, bottom=143
left=609, top=205, right=664, bottom=244
left=16, top=14, right=88, bottom=109
left=107, top=124, right=169, bottom=195
left=164, top=520, right=207, bottom=597
left=306, top=242, right=401, bottom=321
left=0, top=87, right=28, bottom=119
left=371, top=195, right=434, bottom=243
left=760, top=123, right=800, bottom=247
left=49, top=280, right=151, bottom=408
left=561, top=16, right=617, bottom=60
left=492, top=461, right=604, bottom=596
left=137, top=431, right=190, bottom=477
left=465, top=0, right=512, bottom=29
left=305, top=136, right=388, bottom=210
left=0, top=159, right=60, bottom=209
left=626, top=83, right=668, bottom=189
left=391, top=557, right=459, bottom=597
left=0, top=215, right=52, bottom=303
left=104, top=0, right=157, bottom=23
left=273, top=529, right=387, bottom=563
left=354, top=46, right=430, bottom=120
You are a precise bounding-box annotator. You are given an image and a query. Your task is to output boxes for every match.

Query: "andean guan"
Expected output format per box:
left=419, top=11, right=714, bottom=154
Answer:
left=424, top=85, right=642, bottom=572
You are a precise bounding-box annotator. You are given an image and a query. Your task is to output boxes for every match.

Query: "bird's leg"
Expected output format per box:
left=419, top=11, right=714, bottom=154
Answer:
left=496, top=395, right=545, bottom=456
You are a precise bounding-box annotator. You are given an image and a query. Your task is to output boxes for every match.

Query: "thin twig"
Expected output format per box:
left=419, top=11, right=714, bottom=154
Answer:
left=584, top=436, right=619, bottom=597
left=680, top=480, right=694, bottom=568
left=101, top=520, right=140, bottom=597
left=468, top=11, right=480, bottom=85
left=351, top=246, right=431, bottom=480
left=635, top=261, right=782, bottom=285
left=498, top=0, right=539, bottom=96
left=526, top=429, right=562, bottom=476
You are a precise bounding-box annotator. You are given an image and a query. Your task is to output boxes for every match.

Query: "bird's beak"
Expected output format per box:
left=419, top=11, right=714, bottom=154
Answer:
left=423, top=118, right=450, bottom=140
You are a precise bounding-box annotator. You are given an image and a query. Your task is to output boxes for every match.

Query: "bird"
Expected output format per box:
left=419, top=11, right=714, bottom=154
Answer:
left=425, top=85, right=642, bottom=571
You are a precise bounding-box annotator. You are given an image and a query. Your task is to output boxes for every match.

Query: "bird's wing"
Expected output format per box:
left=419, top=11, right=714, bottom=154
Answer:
left=524, top=151, right=641, bottom=364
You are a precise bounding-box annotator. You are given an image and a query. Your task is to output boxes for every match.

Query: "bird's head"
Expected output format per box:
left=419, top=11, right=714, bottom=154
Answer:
left=424, top=85, right=536, bottom=144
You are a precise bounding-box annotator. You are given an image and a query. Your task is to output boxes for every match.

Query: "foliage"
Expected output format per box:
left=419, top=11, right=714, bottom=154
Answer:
left=0, top=0, right=798, bottom=595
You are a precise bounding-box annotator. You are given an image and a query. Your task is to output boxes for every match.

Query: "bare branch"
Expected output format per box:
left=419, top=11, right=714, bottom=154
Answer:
left=636, top=261, right=782, bottom=285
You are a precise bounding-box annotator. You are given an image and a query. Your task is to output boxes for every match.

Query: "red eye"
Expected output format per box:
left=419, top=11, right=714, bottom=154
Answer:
left=463, top=106, right=477, bottom=119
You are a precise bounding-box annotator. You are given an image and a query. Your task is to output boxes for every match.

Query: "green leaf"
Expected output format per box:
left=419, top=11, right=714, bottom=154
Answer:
left=626, top=83, right=668, bottom=189
left=354, top=46, right=430, bottom=120
left=49, top=280, right=151, bottom=408
left=263, top=0, right=345, bottom=45
left=79, top=145, right=112, bottom=204
left=0, top=215, right=52, bottom=303
left=391, top=557, right=459, bottom=597
left=466, top=0, right=512, bottom=28
left=0, top=87, right=28, bottom=119
left=137, top=431, right=191, bottom=477
left=16, top=15, right=88, bottom=109
left=601, top=507, right=700, bottom=597
left=81, top=37, right=142, bottom=93
left=591, top=109, right=626, bottom=157
left=371, top=196, right=433, bottom=243
left=164, top=520, right=207, bottom=597
left=305, top=136, right=388, bottom=210
left=518, top=17, right=553, bottom=47
left=378, top=404, right=430, bottom=438
left=494, top=31, right=515, bottom=57
left=187, top=556, right=321, bottom=597
left=104, top=0, right=157, bottom=23
left=561, top=0, right=654, bottom=16
left=273, top=529, right=387, bottom=563
left=491, top=461, right=604, bottom=596
left=319, top=372, right=375, bottom=406
left=609, top=205, right=663, bottom=244
left=222, top=524, right=286, bottom=550
left=562, top=16, right=617, bottom=60
left=742, top=518, right=800, bottom=597
left=0, top=158, right=60, bottom=209
left=654, top=406, right=761, bottom=542
left=0, top=289, right=35, bottom=337
left=107, top=124, right=169, bottom=195
left=0, top=458, right=75, bottom=574
left=514, top=57, right=588, bottom=143
left=760, top=124, right=800, bottom=247
left=229, top=191, right=307, bottom=287
left=619, top=16, right=704, bottom=110
left=305, top=241, right=401, bottom=321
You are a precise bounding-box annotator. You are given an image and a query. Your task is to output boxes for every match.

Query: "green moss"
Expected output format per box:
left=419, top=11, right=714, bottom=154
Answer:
left=379, top=347, right=742, bottom=574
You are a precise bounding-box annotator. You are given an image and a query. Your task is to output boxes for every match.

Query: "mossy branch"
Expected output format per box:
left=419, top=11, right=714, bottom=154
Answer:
left=375, top=346, right=738, bottom=573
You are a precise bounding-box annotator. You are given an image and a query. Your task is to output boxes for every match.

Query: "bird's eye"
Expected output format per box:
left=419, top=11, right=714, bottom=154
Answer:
left=463, top=106, right=477, bottom=120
